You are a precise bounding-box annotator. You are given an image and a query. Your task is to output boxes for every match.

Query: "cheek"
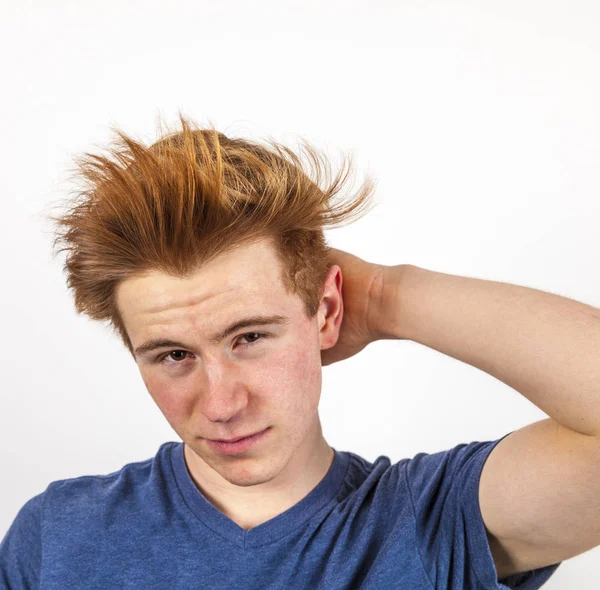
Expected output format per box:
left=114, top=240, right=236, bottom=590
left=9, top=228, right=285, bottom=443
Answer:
left=142, top=373, right=195, bottom=424
left=262, top=339, right=322, bottom=410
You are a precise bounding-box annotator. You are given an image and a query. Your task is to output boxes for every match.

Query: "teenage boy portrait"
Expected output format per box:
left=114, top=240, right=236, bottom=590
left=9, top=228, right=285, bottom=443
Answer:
left=2, top=116, right=599, bottom=589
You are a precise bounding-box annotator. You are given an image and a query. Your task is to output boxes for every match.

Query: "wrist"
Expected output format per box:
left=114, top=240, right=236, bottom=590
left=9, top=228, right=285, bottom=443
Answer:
left=374, top=263, right=424, bottom=341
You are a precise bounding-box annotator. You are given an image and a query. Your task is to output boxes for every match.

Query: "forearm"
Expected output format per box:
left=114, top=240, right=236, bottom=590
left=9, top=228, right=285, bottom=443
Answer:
left=382, top=265, right=600, bottom=437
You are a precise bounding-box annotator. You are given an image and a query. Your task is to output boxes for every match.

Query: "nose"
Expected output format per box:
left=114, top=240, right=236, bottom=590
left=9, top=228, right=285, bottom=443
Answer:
left=199, top=356, right=248, bottom=423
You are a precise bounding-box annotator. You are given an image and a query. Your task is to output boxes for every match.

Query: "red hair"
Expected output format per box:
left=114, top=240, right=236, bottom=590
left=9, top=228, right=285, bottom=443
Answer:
left=46, top=114, right=376, bottom=357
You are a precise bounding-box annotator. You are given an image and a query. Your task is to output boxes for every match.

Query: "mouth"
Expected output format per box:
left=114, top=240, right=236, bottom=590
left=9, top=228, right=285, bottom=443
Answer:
left=205, top=428, right=271, bottom=455
left=210, top=430, right=266, bottom=443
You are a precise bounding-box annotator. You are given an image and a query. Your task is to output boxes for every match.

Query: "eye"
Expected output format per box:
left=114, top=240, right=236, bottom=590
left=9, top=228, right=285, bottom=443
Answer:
left=237, top=332, right=267, bottom=347
left=156, top=332, right=269, bottom=366
left=158, top=350, right=189, bottom=365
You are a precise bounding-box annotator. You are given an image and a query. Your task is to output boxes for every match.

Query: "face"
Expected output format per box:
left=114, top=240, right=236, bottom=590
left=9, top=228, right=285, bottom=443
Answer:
left=115, top=236, right=342, bottom=490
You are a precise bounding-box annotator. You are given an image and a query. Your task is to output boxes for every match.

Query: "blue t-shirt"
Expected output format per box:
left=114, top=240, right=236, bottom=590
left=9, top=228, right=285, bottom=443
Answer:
left=1, top=434, right=561, bottom=589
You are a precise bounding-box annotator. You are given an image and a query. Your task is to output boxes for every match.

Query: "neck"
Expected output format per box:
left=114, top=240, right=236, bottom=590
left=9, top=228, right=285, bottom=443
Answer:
left=183, top=422, right=335, bottom=530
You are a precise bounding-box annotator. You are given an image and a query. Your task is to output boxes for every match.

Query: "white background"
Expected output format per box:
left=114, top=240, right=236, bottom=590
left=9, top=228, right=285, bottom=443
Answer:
left=1, top=1, right=599, bottom=587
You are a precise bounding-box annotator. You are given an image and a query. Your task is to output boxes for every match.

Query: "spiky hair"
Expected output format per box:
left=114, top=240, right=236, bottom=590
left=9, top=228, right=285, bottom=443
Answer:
left=46, top=114, right=376, bottom=357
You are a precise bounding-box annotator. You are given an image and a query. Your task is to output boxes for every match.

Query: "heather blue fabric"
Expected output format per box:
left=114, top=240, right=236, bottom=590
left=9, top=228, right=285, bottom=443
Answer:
left=1, top=433, right=561, bottom=589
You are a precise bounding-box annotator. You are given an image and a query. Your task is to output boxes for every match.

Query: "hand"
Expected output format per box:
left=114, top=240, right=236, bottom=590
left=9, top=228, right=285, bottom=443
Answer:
left=320, top=248, right=388, bottom=366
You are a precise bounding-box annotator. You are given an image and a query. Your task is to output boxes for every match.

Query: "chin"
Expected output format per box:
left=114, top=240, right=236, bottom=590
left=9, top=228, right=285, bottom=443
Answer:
left=219, top=462, right=280, bottom=488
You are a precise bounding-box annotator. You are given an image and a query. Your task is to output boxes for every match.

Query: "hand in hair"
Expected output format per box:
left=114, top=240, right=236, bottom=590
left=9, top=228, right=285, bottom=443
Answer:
left=320, top=248, right=407, bottom=366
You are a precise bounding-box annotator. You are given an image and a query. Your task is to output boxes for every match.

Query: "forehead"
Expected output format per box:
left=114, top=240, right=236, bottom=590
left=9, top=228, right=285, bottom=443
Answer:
left=115, top=239, right=299, bottom=338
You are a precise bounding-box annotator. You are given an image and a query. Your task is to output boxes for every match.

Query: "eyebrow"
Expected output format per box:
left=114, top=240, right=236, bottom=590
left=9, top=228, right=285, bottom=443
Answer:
left=133, top=314, right=290, bottom=358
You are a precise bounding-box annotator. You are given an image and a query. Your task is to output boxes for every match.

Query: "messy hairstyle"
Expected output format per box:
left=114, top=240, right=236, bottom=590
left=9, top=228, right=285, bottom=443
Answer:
left=46, top=114, right=377, bottom=358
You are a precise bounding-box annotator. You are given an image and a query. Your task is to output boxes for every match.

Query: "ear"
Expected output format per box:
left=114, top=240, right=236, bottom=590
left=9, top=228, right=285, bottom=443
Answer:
left=317, top=265, right=343, bottom=350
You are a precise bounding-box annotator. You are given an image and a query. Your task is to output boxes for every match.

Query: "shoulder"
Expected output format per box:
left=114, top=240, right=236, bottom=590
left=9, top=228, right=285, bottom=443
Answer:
left=404, top=435, right=561, bottom=588
left=43, top=441, right=178, bottom=514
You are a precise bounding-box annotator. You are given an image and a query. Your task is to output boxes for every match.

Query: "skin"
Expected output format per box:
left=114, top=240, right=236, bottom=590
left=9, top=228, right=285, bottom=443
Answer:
left=114, top=236, right=384, bottom=530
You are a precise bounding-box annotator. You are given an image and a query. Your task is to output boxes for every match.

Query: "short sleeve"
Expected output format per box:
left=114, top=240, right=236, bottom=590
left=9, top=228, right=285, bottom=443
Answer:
left=0, top=492, right=44, bottom=589
left=405, top=433, right=562, bottom=590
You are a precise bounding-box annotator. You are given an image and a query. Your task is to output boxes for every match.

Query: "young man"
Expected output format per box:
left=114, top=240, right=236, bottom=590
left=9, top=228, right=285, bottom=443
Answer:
left=2, top=117, right=599, bottom=588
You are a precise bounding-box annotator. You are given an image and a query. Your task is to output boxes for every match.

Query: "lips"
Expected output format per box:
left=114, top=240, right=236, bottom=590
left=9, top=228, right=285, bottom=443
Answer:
left=211, top=430, right=263, bottom=443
